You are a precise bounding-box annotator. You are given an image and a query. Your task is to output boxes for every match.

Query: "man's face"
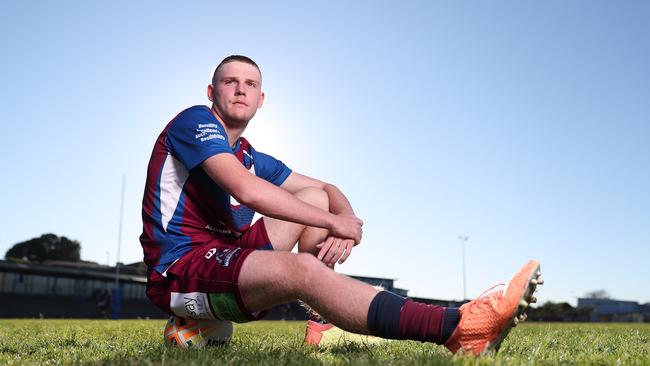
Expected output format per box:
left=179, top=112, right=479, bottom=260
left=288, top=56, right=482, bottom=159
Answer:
left=209, top=61, right=264, bottom=125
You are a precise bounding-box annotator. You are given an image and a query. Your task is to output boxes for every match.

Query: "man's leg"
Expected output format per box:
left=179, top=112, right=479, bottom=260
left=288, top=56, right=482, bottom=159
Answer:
left=256, top=187, right=456, bottom=345
left=246, top=188, right=462, bottom=347
left=239, top=250, right=377, bottom=333
left=257, top=187, right=347, bottom=343
left=238, top=251, right=543, bottom=354
left=240, top=250, right=457, bottom=340
left=263, top=187, right=329, bottom=255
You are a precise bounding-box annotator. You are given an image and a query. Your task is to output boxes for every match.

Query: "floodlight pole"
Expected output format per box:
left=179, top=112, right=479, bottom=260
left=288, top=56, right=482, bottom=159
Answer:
left=115, top=175, right=125, bottom=287
left=458, top=236, right=469, bottom=300
left=112, top=175, right=125, bottom=319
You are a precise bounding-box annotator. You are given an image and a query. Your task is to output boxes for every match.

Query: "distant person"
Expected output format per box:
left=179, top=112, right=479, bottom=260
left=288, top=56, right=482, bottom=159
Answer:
left=140, top=55, right=542, bottom=355
left=95, top=288, right=110, bottom=319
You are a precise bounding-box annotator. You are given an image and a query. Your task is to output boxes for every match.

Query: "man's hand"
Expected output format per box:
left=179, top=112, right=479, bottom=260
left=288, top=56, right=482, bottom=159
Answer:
left=316, top=213, right=363, bottom=266
left=316, top=236, right=356, bottom=266
left=328, top=213, right=363, bottom=244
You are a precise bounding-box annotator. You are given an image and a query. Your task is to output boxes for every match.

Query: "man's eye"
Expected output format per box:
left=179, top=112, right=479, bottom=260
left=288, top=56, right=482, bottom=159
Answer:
left=247, top=81, right=256, bottom=87
left=224, top=80, right=234, bottom=85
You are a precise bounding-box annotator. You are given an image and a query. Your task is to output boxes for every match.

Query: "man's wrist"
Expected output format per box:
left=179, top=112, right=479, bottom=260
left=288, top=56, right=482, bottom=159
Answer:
left=324, top=212, right=337, bottom=231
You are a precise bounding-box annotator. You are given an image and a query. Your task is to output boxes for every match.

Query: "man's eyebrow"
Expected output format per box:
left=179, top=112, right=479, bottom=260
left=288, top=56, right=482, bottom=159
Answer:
left=220, top=76, right=259, bottom=83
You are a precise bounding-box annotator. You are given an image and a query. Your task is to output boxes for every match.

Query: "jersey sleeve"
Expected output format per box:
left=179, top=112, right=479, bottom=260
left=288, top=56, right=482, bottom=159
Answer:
left=166, top=106, right=232, bottom=171
left=251, top=147, right=292, bottom=186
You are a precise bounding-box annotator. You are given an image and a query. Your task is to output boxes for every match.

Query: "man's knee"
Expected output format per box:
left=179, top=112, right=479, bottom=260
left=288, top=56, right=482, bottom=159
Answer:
left=294, top=187, right=329, bottom=210
left=291, top=252, right=327, bottom=288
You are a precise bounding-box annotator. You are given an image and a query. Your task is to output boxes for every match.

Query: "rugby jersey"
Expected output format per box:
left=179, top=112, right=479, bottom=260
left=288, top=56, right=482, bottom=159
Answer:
left=140, top=105, right=291, bottom=273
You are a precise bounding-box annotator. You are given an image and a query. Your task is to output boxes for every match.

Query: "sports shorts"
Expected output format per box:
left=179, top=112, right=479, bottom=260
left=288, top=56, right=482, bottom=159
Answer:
left=146, top=219, right=273, bottom=323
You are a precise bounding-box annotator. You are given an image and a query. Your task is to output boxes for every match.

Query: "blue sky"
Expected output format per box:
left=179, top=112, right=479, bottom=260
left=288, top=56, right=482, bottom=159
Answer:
left=1, top=1, right=648, bottom=306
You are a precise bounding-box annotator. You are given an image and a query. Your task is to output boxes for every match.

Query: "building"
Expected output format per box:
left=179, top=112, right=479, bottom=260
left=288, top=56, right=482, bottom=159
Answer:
left=0, top=259, right=161, bottom=318
left=577, top=298, right=650, bottom=322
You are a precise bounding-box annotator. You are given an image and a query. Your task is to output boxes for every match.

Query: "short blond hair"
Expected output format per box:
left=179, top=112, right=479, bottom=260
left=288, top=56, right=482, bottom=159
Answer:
left=211, top=55, right=261, bottom=85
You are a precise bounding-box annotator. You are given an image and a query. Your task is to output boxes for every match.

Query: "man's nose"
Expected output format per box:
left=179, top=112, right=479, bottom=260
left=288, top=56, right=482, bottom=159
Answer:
left=235, top=87, right=245, bottom=96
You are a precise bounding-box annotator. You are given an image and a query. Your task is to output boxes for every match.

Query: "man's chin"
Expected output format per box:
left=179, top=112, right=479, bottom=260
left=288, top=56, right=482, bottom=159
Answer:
left=226, top=114, right=254, bottom=126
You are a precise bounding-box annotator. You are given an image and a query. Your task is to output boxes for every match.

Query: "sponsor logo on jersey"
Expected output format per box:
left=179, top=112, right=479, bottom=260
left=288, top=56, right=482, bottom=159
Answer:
left=205, top=224, right=233, bottom=235
left=170, top=292, right=216, bottom=320
left=204, top=248, right=217, bottom=259
left=195, top=123, right=225, bottom=142
left=214, top=248, right=241, bottom=267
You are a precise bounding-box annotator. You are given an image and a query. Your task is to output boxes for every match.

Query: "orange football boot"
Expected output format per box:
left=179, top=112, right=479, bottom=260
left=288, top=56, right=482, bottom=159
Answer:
left=444, top=260, right=543, bottom=355
left=304, top=320, right=382, bottom=347
left=304, top=319, right=337, bottom=346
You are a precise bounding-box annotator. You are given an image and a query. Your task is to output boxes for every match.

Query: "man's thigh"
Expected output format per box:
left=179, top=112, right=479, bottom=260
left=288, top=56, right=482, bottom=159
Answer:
left=146, top=239, right=269, bottom=323
left=263, top=216, right=307, bottom=252
left=262, top=186, right=330, bottom=252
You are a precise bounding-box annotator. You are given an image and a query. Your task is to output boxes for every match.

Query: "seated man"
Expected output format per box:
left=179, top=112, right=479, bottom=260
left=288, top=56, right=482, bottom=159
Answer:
left=140, top=55, right=543, bottom=355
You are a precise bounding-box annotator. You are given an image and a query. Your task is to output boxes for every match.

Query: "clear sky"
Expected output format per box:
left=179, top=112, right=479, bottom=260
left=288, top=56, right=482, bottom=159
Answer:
left=1, top=1, right=648, bottom=306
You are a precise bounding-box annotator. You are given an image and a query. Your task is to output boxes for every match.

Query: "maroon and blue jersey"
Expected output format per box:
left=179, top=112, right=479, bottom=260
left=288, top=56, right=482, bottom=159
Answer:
left=140, top=105, right=291, bottom=273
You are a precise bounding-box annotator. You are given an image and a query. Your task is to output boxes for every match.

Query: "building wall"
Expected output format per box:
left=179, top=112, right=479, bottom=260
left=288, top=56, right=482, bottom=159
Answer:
left=0, top=293, right=167, bottom=318
left=0, top=271, right=146, bottom=300
left=577, top=298, right=649, bottom=322
left=1, top=263, right=155, bottom=318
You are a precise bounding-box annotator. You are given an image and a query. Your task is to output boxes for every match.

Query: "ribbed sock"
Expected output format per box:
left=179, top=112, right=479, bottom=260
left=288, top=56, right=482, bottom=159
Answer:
left=367, top=291, right=460, bottom=344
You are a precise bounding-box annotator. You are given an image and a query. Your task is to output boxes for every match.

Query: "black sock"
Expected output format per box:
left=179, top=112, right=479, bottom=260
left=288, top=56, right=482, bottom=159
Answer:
left=366, top=291, right=407, bottom=338
left=441, top=308, right=460, bottom=343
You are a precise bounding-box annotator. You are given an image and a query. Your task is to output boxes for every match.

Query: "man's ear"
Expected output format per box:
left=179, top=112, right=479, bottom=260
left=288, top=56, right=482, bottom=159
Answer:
left=257, top=91, right=265, bottom=109
left=207, top=84, right=215, bottom=102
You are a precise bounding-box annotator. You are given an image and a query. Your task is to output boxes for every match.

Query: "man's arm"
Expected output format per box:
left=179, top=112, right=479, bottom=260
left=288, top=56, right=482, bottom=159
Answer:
left=280, top=172, right=356, bottom=216
left=280, top=171, right=361, bottom=265
left=201, top=153, right=362, bottom=243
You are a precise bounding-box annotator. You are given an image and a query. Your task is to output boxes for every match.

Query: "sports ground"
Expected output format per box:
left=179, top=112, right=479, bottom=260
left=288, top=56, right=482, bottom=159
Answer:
left=1, top=319, right=648, bottom=365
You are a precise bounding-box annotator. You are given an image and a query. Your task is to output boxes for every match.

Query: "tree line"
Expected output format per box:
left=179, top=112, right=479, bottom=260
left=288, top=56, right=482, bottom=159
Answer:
left=4, top=233, right=81, bottom=262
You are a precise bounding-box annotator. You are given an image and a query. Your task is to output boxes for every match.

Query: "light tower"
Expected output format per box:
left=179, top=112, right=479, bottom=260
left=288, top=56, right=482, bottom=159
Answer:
left=458, top=235, right=469, bottom=300
left=112, top=175, right=126, bottom=319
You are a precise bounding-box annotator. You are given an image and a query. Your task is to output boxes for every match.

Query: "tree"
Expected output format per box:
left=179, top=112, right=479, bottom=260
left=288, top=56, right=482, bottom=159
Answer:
left=5, top=233, right=81, bottom=262
left=527, top=301, right=593, bottom=322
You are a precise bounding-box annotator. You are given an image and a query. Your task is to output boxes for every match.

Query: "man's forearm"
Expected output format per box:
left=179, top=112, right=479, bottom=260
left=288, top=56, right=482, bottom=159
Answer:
left=243, top=179, right=335, bottom=230
left=202, top=154, right=342, bottom=232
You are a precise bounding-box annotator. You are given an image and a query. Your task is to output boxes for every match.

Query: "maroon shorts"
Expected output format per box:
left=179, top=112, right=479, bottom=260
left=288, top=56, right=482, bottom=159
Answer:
left=146, top=219, right=273, bottom=323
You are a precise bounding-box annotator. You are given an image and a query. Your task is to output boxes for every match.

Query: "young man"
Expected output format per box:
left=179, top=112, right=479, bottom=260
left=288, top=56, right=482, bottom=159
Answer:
left=140, top=55, right=543, bottom=355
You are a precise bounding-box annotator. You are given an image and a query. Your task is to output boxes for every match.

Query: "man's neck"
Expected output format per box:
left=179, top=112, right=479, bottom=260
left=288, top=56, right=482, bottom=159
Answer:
left=210, top=105, right=249, bottom=148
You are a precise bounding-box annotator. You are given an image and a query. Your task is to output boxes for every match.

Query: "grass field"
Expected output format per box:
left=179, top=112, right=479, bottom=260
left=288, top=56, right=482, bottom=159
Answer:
left=1, top=319, right=649, bottom=365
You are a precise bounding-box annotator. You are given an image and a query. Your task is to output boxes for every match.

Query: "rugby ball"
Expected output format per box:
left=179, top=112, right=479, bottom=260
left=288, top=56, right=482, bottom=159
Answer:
left=164, top=316, right=233, bottom=348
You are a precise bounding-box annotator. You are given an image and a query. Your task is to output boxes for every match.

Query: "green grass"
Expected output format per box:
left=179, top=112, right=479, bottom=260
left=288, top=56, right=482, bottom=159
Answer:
left=0, top=320, right=649, bottom=365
